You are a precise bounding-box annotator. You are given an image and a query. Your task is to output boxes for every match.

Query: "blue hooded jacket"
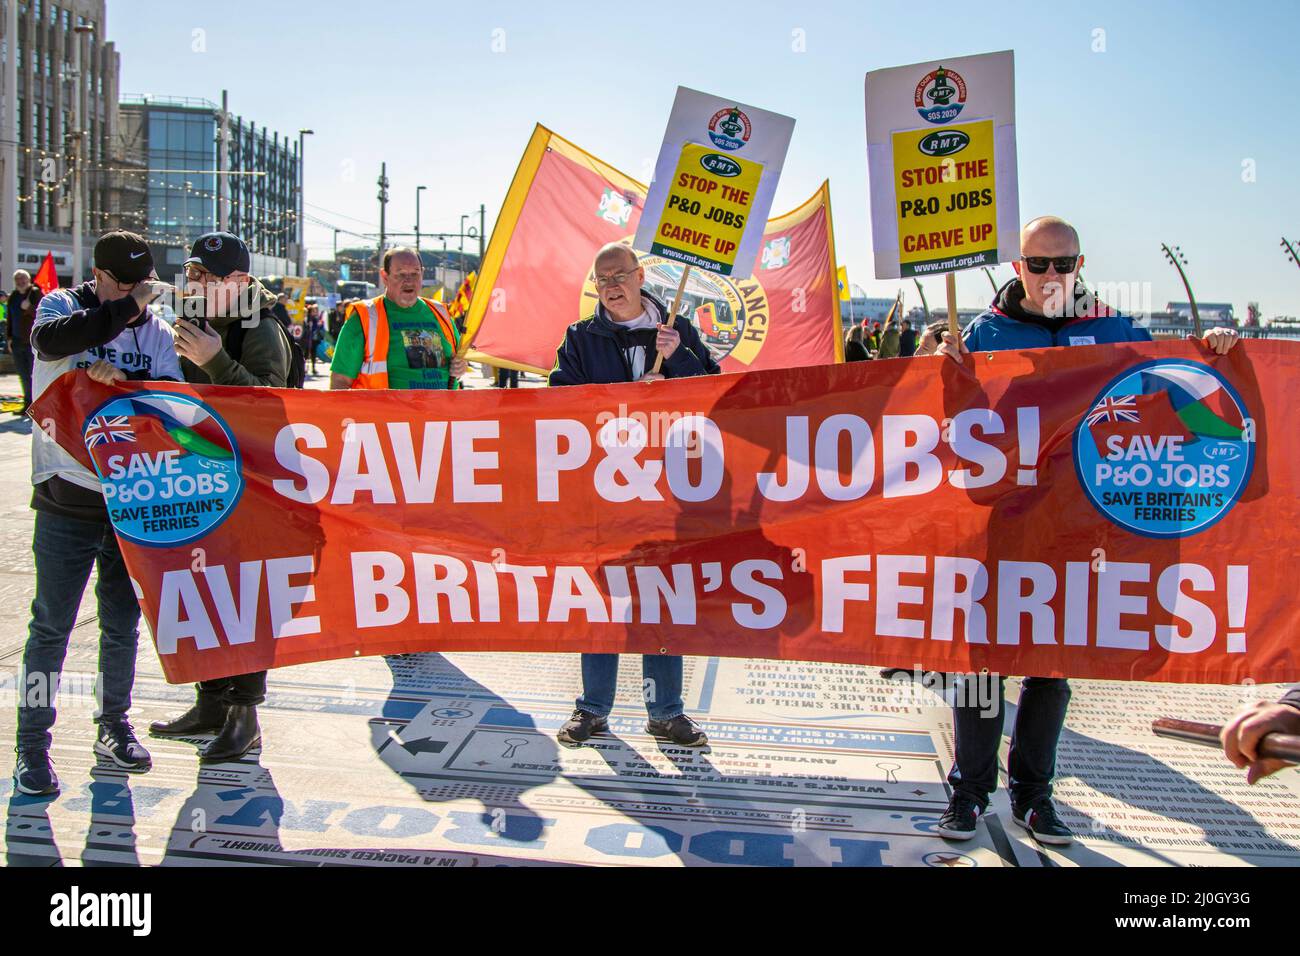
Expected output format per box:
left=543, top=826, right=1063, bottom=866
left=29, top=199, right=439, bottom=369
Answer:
left=963, top=278, right=1152, bottom=353
left=549, top=290, right=721, bottom=386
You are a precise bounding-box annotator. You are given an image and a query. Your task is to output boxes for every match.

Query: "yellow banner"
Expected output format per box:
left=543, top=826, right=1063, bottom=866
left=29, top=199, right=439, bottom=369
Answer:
left=649, top=143, right=763, bottom=275
left=891, top=119, right=997, bottom=277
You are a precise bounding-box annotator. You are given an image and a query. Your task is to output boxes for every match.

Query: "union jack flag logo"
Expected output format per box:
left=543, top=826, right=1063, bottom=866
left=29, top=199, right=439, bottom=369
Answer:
left=85, top=415, right=136, bottom=447
left=1086, top=394, right=1140, bottom=426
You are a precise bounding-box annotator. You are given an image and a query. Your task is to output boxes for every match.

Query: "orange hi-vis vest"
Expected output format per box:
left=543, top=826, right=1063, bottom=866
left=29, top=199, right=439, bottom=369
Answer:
left=349, top=295, right=460, bottom=390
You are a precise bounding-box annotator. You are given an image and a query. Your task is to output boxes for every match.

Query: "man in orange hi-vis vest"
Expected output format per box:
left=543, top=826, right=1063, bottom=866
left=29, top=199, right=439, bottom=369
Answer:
left=329, top=247, right=466, bottom=391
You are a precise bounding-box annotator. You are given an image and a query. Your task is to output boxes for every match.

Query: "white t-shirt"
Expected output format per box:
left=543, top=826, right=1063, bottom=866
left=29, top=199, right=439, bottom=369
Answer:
left=31, top=287, right=182, bottom=491
left=611, top=308, right=660, bottom=378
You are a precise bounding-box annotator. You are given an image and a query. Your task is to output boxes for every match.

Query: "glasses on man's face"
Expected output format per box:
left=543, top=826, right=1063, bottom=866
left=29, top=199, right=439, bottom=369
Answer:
left=185, top=264, right=247, bottom=284
left=1021, top=255, right=1080, bottom=275
left=388, top=271, right=422, bottom=283
left=594, top=269, right=638, bottom=288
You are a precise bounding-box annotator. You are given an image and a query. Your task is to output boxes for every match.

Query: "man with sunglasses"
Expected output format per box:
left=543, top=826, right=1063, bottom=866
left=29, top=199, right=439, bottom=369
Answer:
left=147, top=231, right=293, bottom=764
left=933, top=216, right=1239, bottom=846
left=15, top=231, right=182, bottom=794
left=548, top=242, right=720, bottom=748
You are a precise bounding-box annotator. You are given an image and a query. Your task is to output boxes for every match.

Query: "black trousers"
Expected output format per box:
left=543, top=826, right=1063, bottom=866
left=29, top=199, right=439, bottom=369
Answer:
left=197, top=671, right=267, bottom=706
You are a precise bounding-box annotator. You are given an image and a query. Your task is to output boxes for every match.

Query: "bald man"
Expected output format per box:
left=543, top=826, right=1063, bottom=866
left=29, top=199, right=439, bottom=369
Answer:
left=939, top=216, right=1239, bottom=354
left=933, top=216, right=1239, bottom=847
left=548, top=242, right=720, bottom=748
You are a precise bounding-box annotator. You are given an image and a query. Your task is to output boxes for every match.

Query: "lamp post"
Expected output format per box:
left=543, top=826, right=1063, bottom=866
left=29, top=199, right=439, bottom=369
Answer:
left=415, top=185, right=427, bottom=254
left=913, top=279, right=931, bottom=323
left=69, top=23, right=95, bottom=284
left=1282, top=238, right=1300, bottom=272
left=1161, top=242, right=1202, bottom=337
left=297, top=128, right=313, bottom=277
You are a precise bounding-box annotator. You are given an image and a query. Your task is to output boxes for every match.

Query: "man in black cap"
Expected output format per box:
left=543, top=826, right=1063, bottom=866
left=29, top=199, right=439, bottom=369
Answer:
left=148, top=231, right=294, bottom=763
left=15, top=231, right=181, bottom=795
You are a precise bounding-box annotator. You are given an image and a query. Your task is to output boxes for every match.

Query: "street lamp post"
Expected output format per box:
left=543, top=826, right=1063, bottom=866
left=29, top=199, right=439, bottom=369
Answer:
left=1161, top=242, right=1202, bottom=337
left=1282, top=238, right=1300, bottom=272
left=415, top=185, right=427, bottom=254
left=297, top=128, right=313, bottom=277
left=69, top=23, right=95, bottom=284
left=913, top=279, right=931, bottom=323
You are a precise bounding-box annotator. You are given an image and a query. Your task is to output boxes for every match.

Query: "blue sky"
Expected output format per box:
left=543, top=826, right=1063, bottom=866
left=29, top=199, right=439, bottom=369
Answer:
left=114, top=0, right=1299, bottom=316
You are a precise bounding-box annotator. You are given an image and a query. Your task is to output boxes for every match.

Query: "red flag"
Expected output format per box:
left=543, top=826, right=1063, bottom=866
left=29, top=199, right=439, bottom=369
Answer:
left=33, top=252, right=57, bottom=294
left=462, top=125, right=844, bottom=374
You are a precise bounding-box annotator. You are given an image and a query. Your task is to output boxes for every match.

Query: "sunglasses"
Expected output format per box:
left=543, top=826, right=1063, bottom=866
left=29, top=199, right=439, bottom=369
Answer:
left=1021, top=255, right=1080, bottom=275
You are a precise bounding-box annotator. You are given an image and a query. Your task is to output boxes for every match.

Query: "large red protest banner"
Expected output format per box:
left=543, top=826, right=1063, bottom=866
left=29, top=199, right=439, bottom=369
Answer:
left=31, top=340, right=1299, bottom=685
left=463, top=125, right=843, bottom=374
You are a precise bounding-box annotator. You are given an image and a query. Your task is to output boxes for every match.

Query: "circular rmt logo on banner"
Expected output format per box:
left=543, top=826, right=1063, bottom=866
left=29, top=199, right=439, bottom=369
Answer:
left=581, top=246, right=769, bottom=365
left=914, top=64, right=967, bottom=124
left=1073, top=360, right=1254, bottom=539
left=83, top=391, right=243, bottom=547
left=707, top=106, right=752, bottom=151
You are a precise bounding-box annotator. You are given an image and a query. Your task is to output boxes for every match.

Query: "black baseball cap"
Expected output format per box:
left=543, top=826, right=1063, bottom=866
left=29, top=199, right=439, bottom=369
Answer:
left=93, top=230, right=154, bottom=284
left=184, top=232, right=252, bottom=277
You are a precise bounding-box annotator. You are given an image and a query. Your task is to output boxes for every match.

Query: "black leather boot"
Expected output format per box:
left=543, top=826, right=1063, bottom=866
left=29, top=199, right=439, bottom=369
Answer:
left=149, top=695, right=228, bottom=737
left=201, top=705, right=262, bottom=763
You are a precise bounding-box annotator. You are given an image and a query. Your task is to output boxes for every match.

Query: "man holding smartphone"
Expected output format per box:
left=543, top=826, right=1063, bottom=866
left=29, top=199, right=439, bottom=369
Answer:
left=147, top=231, right=293, bottom=764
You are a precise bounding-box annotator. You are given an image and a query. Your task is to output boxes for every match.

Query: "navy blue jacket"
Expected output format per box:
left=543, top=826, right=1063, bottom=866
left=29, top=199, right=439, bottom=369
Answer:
left=549, top=291, right=721, bottom=386
left=963, top=279, right=1152, bottom=353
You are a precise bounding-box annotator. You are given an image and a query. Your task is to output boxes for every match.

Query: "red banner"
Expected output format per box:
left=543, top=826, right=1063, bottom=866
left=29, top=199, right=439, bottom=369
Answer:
left=464, top=125, right=843, bottom=374
left=31, top=340, right=1299, bottom=685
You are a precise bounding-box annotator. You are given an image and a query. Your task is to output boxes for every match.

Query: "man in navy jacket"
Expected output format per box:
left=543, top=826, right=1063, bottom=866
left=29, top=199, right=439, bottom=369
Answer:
left=548, top=243, right=720, bottom=748
left=934, top=216, right=1240, bottom=847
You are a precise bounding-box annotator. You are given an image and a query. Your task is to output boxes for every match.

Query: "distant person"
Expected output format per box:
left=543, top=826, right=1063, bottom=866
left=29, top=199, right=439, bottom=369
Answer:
left=272, top=293, right=292, bottom=330
left=844, top=324, right=869, bottom=362
left=899, top=319, right=917, bottom=357
left=7, top=269, right=42, bottom=413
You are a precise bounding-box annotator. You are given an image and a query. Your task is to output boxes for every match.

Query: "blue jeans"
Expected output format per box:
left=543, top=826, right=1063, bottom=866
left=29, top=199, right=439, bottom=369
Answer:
left=576, top=654, right=684, bottom=721
left=17, top=511, right=142, bottom=753
left=946, top=675, right=1071, bottom=810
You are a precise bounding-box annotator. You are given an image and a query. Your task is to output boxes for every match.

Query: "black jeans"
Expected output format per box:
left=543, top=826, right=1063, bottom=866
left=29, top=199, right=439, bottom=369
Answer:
left=947, top=675, right=1071, bottom=810
left=12, top=346, right=33, bottom=410
left=197, top=671, right=267, bottom=707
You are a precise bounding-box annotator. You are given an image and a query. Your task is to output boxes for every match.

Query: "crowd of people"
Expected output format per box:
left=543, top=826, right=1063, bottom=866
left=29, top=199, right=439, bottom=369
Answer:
left=9, top=218, right=1292, bottom=856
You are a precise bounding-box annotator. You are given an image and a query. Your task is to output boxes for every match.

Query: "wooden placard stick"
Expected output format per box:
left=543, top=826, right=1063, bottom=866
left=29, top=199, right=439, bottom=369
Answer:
left=945, top=270, right=960, bottom=343
left=649, top=264, right=692, bottom=376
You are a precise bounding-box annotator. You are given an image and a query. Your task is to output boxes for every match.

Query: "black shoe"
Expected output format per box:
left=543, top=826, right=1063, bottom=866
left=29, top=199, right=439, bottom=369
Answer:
left=557, top=709, right=607, bottom=746
left=201, top=705, right=262, bottom=763
left=646, top=715, right=708, bottom=747
left=94, top=720, right=152, bottom=771
left=1012, top=798, right=1075, bottom=846
left=937, top=793, right=983, bottom=840
left=14, top=750, right=59, bottom=796
left=149, top=696, right=228, bottom=737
